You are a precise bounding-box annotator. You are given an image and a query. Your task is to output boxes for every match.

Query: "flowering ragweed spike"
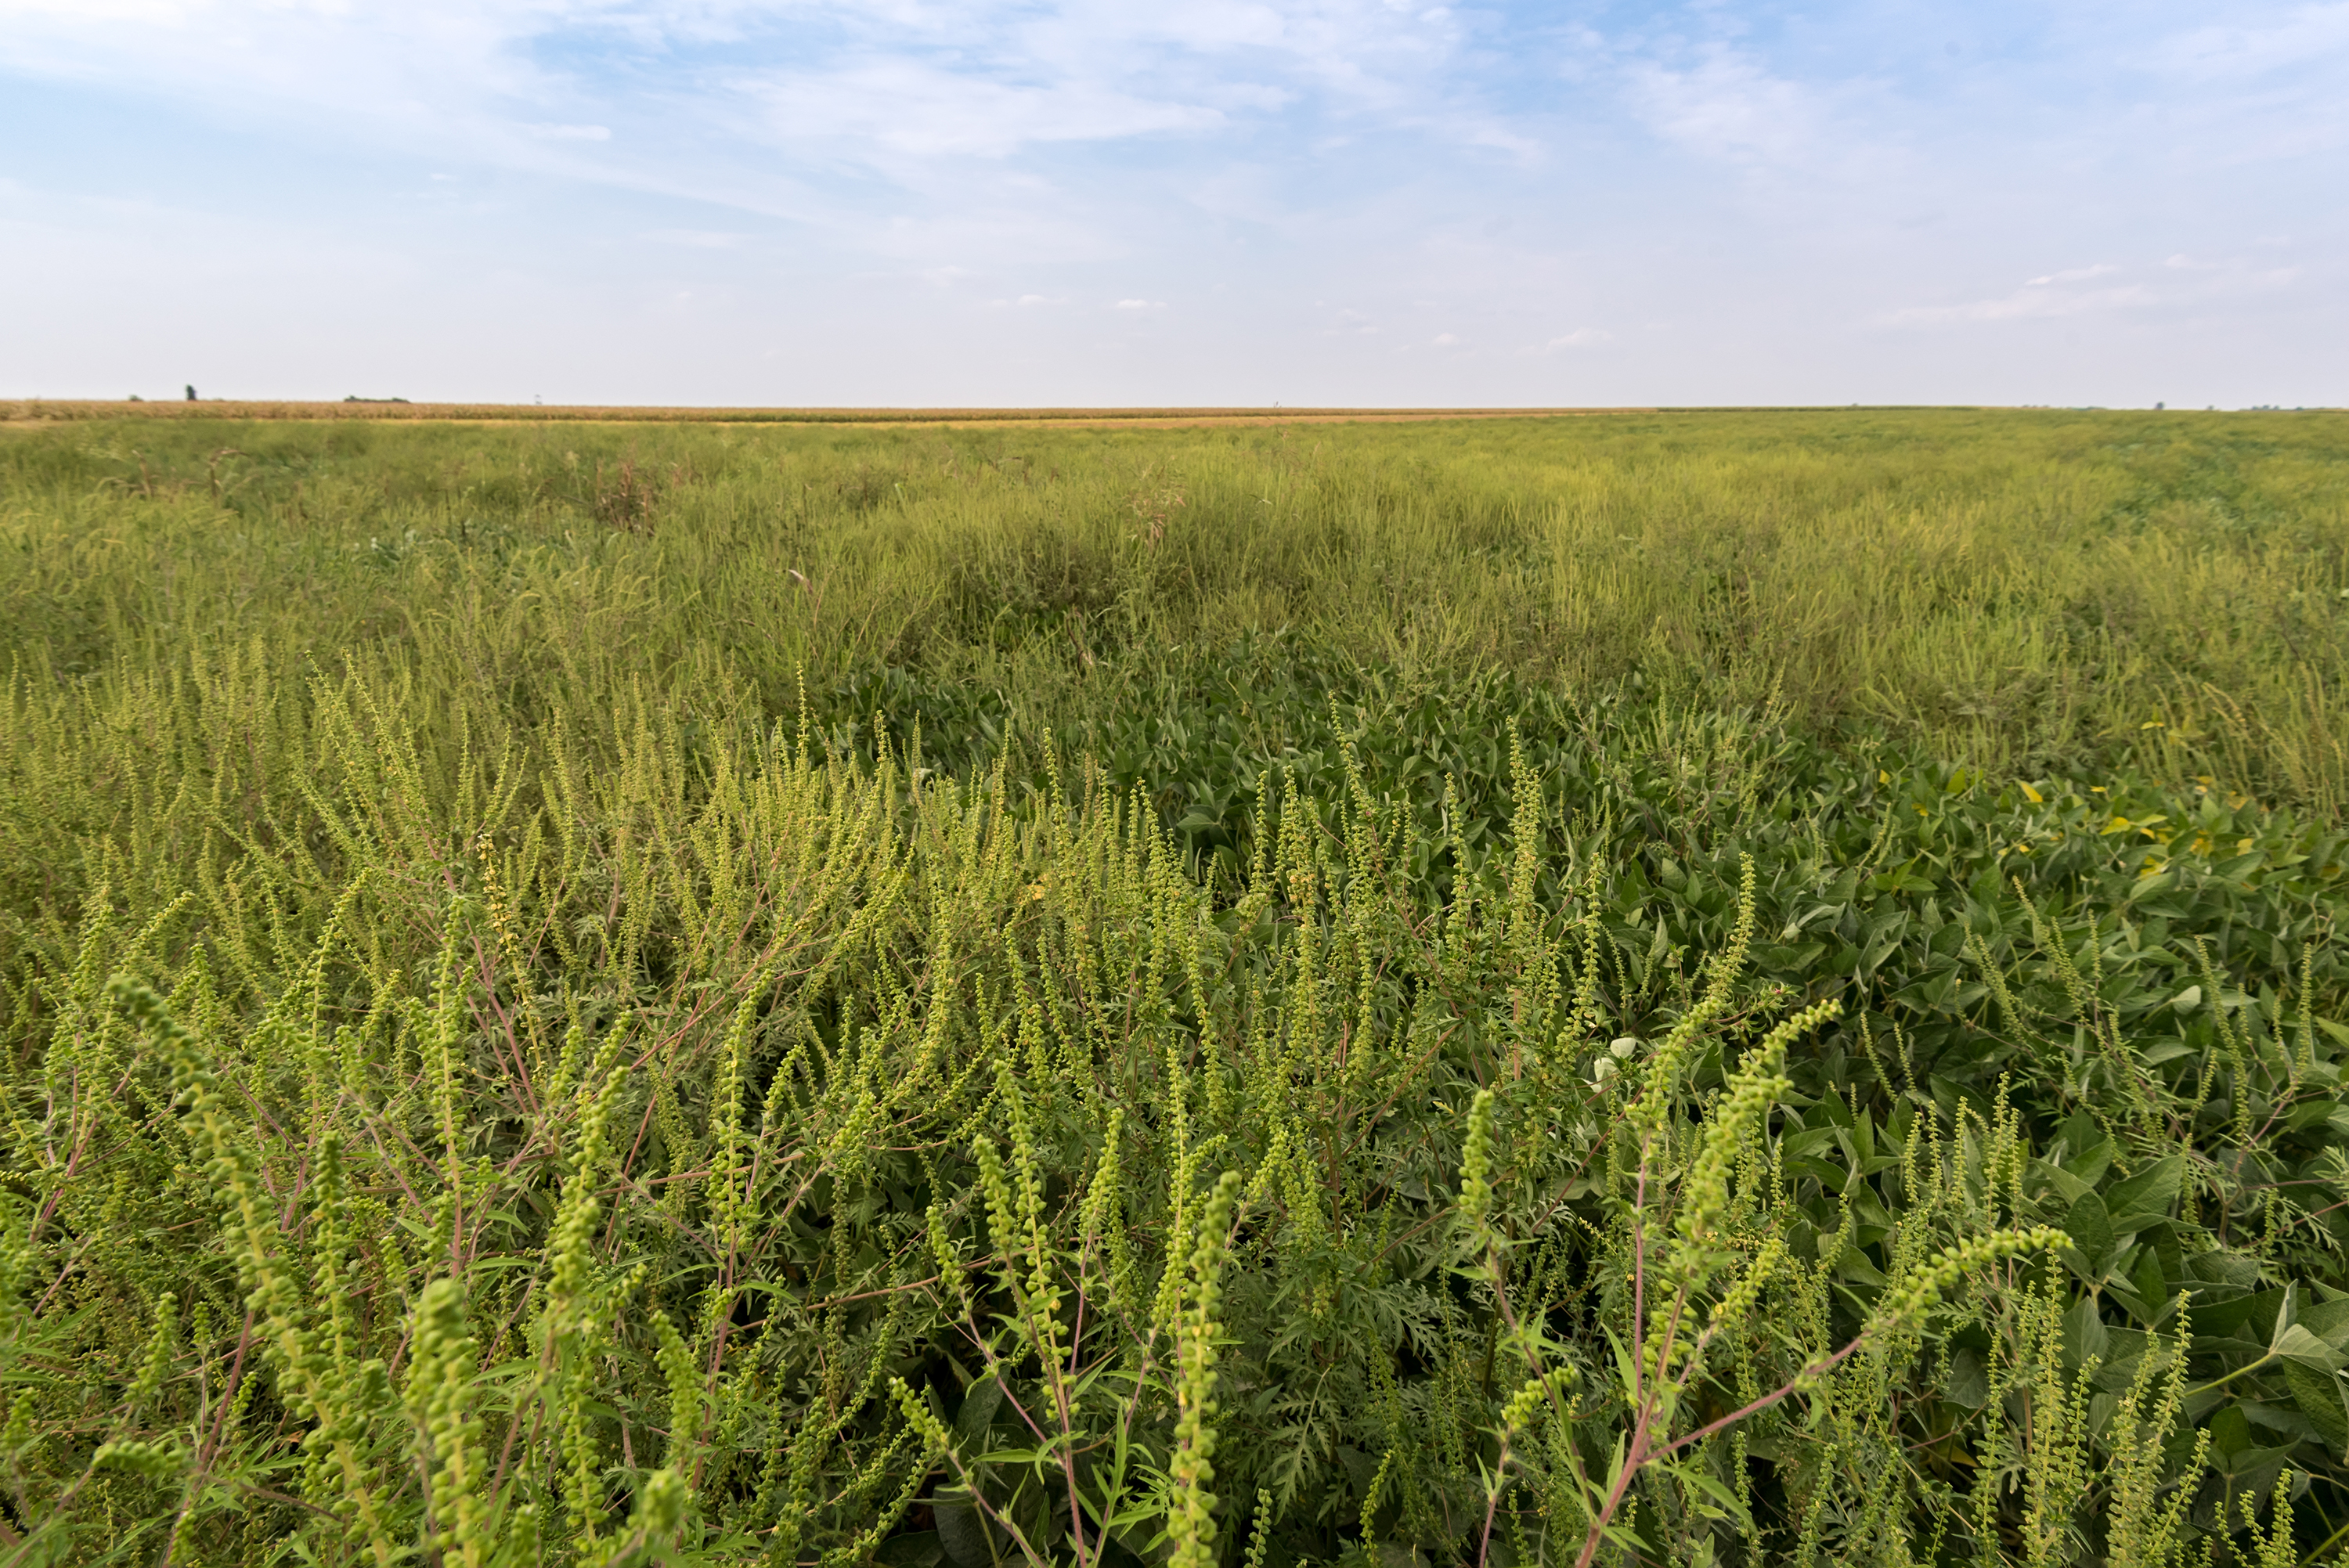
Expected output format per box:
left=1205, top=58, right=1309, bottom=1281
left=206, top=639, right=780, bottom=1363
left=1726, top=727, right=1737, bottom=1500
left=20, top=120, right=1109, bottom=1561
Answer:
left=1502, top=1376, right=1547, bottom=1437
left=1874, top=1228, right=2066, bottom=1339
left=1458, top=1087, right=1497, bottom=1245
left=1678, top=999, right=1840, bottom=1253
left=91, top=1439, right=186, bottom=1481
left=891, top=1377, right=949, bottom=1450
left=128, top=1292, right=177, bottom=1415
left=110, top=975, right=399, bottom=1565
left=1243, top=1491, right=1276, bottom=1568
left=1168, top=1170, right=1243, bottom=1568
left=1707, top=1237, right=1784, bottom=1332
left=630, top=1467, right=687, bottom=1542
left=404, top=1278, right=488, bottom=1568
left=926, top=1202, right=972, bottom=1314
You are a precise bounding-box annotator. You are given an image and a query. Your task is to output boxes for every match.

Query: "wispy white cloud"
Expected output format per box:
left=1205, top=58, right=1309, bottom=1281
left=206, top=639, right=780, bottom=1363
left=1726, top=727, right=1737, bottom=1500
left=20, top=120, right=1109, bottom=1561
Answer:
left=2128, top=2, right=2349, bottom=162
left=1884, top=254, right=2303, bottom=326
left=2025, top=264, right=2118, bottom=287
left=2144, top=2, right=2349, bottom=81
left=0, top=0, right=1529, bottom=274
left=743, top=64, right=1225, bottom=160
left=1624, top=49, right=1826, bottom=167
left=0, top=0, right=1478, bottom=157
left=3, top=1, right=2345, bottom=405
left=1886, top=281, right=2158, bottom=326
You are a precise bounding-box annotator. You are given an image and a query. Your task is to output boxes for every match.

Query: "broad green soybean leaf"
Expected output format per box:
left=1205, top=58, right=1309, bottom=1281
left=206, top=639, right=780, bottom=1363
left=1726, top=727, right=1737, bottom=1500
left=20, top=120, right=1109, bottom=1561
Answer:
left=2064, top=1191, right=2116, bottom=1281
left=2285, top=1363, right=2349, bottom=1460
left=2103, top=1155, right=2183, bottom=1235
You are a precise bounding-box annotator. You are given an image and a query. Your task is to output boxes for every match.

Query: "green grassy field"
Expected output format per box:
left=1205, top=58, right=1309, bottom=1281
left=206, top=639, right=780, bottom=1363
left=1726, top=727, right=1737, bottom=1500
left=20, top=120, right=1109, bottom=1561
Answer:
left=3, top=409, right=2347, bottom=1566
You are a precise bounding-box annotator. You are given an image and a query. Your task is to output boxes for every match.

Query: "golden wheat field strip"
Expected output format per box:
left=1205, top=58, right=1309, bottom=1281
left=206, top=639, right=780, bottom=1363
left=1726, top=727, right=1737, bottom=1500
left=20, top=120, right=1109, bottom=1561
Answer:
left=4, top=400, right=1664, bottom=428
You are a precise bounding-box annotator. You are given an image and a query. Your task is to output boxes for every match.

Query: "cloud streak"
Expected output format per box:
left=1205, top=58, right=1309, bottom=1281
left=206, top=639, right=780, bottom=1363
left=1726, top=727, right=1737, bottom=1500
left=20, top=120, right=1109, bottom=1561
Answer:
left=1884, top=254, right=2304, bottom=326
left=1, top=1, right=2343, bottom=405
left=1625, top=49, right=1826, bottom=167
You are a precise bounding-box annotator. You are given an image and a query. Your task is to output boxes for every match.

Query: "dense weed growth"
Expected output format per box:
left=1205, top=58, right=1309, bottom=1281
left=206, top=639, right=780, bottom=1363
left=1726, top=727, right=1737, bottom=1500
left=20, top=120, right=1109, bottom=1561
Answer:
left=5, top=409, right=2345, bottom=806
left=2, top=412, right=2348, bottom=1566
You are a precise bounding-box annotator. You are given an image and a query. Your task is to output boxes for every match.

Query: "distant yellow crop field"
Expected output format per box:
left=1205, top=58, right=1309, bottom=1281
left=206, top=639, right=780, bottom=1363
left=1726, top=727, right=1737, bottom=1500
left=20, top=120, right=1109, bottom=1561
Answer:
left=3, top=398, right=1661, bottom=427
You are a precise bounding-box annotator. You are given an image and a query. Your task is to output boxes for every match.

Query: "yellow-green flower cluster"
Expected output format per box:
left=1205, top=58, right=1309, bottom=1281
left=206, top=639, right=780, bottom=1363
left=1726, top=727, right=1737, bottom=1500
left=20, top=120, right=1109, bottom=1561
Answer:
left=1457, top=1087, right=1498, bottom=1251
left=404, top=1278, right=487, bottom=1568
left=1873, top=1227, right=2066, bottom=1339
left=1676, top=999, right=1842, bottom=1253
left=1167, top=1170, right=1243, bottom=1568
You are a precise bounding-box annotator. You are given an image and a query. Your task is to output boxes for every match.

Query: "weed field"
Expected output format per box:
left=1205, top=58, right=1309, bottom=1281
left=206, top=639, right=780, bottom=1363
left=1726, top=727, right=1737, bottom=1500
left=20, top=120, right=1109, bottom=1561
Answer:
left=3, top=409, right=2348, bottom=1566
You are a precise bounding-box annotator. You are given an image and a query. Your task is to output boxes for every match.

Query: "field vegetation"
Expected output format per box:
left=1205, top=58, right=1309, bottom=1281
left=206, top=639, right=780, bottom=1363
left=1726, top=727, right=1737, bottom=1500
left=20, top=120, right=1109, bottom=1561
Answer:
left=3, top=409, right=2348, bottom=1567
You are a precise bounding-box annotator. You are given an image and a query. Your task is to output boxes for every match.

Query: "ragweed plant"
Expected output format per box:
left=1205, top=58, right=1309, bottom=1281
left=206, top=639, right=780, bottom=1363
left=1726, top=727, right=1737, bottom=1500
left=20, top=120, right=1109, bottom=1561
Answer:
left=2, top=409, right=2348, bottom=1564
left=0, top=703, right=2333, bottom=1565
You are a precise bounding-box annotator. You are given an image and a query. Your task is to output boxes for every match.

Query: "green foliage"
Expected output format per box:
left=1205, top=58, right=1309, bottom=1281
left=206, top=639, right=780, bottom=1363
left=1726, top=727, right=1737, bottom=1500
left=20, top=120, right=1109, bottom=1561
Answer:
left=2, top=413, right=2347, bottom=1566
left=2, top=408, right=2346, bottom=807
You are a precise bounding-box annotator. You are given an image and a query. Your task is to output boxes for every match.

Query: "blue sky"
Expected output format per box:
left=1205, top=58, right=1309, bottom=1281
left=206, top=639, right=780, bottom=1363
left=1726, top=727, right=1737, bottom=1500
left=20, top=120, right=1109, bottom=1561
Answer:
left=2, top=0, right=2343, bottom=406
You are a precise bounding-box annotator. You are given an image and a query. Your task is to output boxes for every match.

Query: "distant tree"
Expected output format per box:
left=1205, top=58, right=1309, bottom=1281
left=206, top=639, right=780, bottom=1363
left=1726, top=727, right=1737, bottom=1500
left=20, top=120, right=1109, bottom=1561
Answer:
left=185, top=385, right=197, bottom=402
